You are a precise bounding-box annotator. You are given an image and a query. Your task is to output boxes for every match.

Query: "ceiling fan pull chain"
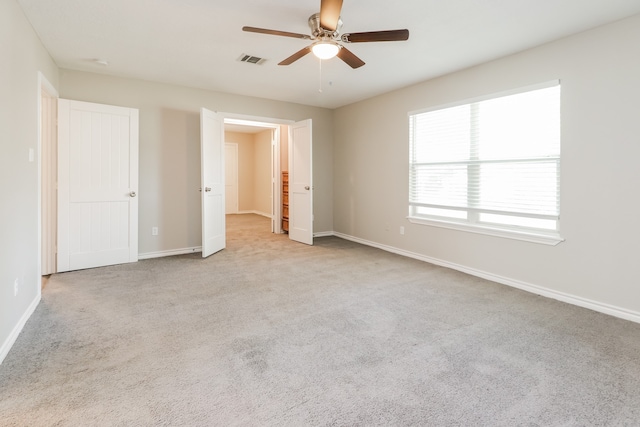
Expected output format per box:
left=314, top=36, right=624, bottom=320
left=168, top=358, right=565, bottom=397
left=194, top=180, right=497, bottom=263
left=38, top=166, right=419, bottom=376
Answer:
left=318, top=58, right=323, bottom=93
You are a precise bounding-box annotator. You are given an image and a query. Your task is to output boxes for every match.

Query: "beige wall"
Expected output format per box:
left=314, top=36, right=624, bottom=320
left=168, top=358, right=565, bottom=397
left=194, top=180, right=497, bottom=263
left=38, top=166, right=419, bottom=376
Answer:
left=333, top=14, right=640, bottom=318
left=59, top=70, right=334, bottom=256
left=280, top=125, right=289, bottom=172
left=0, top=0, right=59, bottom=361
left=225, top=131, right=254, bottom=212
left=254, top=130, right=272, bottom=216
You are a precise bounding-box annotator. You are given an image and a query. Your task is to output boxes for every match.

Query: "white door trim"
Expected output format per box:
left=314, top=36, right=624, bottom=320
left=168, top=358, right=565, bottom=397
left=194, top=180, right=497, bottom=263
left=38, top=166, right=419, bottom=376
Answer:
left=224, top=113, right=294, bottom=127
left=271, top=127, right=281, bottom=233
left=38, top=72, right=59, bottom=278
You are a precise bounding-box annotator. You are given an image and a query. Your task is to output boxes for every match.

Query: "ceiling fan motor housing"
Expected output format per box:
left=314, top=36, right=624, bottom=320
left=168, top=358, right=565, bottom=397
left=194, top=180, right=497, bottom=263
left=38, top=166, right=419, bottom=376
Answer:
left=308, top=13, right=342, bottom=40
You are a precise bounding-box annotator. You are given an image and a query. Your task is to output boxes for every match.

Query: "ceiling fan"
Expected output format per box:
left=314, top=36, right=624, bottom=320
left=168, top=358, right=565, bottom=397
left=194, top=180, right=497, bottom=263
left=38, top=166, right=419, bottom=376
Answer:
left=242, top=0, right=409, bottom=69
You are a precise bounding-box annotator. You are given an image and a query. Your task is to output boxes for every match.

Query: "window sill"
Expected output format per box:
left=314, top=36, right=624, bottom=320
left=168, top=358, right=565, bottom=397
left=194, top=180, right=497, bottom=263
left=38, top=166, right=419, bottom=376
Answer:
left=407, top=216, right=564, bottom=246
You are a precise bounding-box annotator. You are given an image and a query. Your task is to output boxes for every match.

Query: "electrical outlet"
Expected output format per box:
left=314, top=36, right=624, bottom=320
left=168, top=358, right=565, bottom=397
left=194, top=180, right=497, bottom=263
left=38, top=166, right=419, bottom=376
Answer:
left=400, top=226, right=405, bottom=235
left=152, top=227, right=158, bottom=236
left=14, top=278, right=19, bottom=296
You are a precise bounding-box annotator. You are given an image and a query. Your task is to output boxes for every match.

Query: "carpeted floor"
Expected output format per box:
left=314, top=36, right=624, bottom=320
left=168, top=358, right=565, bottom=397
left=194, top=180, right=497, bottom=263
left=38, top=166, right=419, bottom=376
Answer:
left=1, top=214, right=640, bottom=426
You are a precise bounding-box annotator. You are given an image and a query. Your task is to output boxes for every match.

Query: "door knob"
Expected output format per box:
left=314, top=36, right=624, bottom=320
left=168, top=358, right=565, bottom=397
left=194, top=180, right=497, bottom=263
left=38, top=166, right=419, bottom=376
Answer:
left=205, top=187, right=211, bottom=192
left=304, top=186, right=310, bottom=190
left=129, top=191, right=136, bottom=197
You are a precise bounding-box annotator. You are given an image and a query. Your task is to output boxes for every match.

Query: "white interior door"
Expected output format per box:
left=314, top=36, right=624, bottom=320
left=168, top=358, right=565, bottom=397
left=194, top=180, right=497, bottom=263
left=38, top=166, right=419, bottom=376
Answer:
left=201, top=108, right=225, bottom=258
left=289, top=119, right=313, bottom=245
left=57, top=99, right=139, bottom=272
left=225, top=143, right=238, bottom=214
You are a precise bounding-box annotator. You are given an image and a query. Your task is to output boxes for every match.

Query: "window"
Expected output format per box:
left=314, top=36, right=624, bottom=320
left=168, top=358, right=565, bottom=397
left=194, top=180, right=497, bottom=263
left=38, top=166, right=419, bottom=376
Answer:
left=408, top=81, right=562, bottom=244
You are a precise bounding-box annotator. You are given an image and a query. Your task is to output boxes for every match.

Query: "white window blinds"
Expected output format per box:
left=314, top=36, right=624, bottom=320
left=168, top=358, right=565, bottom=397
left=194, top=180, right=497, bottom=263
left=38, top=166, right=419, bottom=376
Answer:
left=409, top=83, right=561, bottom=235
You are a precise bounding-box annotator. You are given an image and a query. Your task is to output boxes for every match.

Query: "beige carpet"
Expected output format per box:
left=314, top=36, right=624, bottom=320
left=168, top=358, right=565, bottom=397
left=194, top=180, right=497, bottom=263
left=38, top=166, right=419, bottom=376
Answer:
left=1, top=214, right=640, bottom=426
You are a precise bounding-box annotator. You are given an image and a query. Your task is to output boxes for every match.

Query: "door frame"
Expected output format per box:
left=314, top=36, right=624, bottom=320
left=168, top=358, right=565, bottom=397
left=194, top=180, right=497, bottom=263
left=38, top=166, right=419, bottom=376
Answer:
left=223, top=114, right=294, bottom=234
left=38, top=72, right=59, bottom=282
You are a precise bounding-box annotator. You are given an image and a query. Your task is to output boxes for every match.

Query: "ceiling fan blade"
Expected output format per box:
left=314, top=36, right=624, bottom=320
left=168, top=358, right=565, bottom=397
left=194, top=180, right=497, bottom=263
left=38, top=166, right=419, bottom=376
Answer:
left=243, top=26, right=311, bottom=40
left=278, top=46, right=312, bottom=65
left=342, top=29, right=409, bottom=43
left=320, top=0, right=343, bottom=31
left=337, top=46, right=365, bottom=69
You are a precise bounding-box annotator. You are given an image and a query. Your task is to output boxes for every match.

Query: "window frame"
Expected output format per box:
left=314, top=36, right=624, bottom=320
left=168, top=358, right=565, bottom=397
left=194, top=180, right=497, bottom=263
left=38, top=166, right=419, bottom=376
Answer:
left=407, top=80, right=564, bottom=246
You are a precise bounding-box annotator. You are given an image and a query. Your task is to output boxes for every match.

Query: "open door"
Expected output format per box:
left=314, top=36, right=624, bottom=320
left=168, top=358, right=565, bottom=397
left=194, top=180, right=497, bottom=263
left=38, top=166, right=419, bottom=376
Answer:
left=289, top=119, right=313, bottom=245
left=200, top=108, right=225, bottom=257
left=57, top=99, right=139, bottom=272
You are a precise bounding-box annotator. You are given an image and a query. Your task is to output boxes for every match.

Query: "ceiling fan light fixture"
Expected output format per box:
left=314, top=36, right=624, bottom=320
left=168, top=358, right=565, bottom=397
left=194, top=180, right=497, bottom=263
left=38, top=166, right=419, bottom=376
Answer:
left=242, top=0, right=409, bottom=68
left=312, top=42, right=340, bottom=60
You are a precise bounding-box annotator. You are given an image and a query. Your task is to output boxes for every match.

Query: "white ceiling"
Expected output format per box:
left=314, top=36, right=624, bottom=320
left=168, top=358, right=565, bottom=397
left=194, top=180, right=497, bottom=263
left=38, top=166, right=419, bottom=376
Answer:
left=17, top=0, right=640, bottom=109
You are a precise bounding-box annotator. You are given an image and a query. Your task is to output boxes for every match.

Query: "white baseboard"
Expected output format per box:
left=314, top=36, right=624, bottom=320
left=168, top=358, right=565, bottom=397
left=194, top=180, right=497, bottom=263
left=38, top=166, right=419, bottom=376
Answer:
left=333, top=231, right=640, bottom=325
left=314, top=231, right=334, bottom=238
left=138, top=246, right=202, bottom=260
left=0, top=293, right=41, bottom=365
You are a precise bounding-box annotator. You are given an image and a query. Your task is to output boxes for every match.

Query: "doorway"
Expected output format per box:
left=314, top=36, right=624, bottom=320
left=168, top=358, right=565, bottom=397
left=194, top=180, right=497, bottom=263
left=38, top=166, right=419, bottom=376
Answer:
left=39, top=92, right=140, bottom=274
left=218, top=114, right=313, bottom=246
left=223, top=117, right=287, bottom=234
